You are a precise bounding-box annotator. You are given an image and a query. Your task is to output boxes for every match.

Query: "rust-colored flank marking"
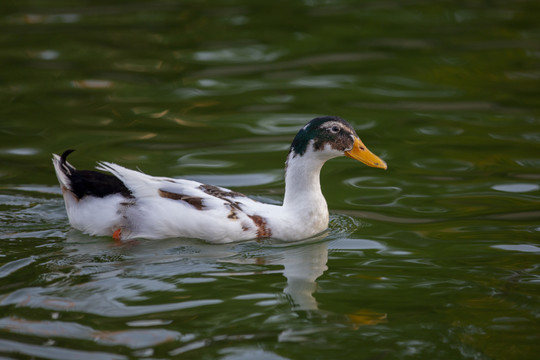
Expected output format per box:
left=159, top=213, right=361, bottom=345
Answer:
left=158, top=189, right=204, bottom=210
left=248, top=215, right=272, bottom=238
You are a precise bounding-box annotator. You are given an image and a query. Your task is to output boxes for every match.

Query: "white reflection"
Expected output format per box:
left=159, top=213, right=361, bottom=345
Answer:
left=290, top=74, right=355, bottom=88
left=4, top=148, right=39, bottom=156
left=492, top=183, right=539, bottom=193
left=492, top=244, right=540, bottom=253
left=211, top=238, right=329, bottom=311
left=193, top=45, right=283, bottom=63
left=62, top=231, right=329, bottom=312
left=281, top=241, right=328, bottom=310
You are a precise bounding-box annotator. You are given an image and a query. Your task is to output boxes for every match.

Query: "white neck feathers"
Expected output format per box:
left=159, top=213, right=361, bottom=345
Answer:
left=283, top=148, right=327, bottom=213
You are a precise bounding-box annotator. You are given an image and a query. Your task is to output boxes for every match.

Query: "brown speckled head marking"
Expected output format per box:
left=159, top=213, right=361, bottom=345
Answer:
left=158, top=189, right=204, bottom=210
left=289, top=116, right=357, bottom=157
left=247, top=215, right=272, bottom=238
left=312, top=121, right=355, bottom=153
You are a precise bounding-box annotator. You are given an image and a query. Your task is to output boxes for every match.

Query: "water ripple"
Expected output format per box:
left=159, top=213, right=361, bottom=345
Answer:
left=193, top=45, right=283, bottom=63
left=0, top=285, right=222, bottom=317
left=412, top=158, right=475, bottom=172
left=0, top=257, right=36, bottom=279
left=492, top=183, right=539, bottom=193
left=191, top=52, right=386, bottom=77
left=0, top=317, right=180, bottom=349
left=0, top=338, right=126, bottom=360
left=492, top=244, right=540, bottom=253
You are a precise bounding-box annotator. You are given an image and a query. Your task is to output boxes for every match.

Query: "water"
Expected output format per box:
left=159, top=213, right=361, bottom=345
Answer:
left=1, top=0, right=539, bottom=359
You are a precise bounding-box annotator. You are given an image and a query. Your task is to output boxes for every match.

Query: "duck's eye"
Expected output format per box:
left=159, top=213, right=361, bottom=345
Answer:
left=330, top=125, right=340, bottom=133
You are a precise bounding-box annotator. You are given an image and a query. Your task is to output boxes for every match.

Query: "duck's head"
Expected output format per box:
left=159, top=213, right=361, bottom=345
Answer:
left=289, top=116, right=387, bottom=170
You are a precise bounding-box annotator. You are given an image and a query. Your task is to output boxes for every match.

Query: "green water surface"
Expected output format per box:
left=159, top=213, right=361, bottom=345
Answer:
left=1, top=1, right=539, bottom=359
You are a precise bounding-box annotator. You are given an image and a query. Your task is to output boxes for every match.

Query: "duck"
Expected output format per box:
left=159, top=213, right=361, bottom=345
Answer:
left=52, top=116, right=387, bottom=243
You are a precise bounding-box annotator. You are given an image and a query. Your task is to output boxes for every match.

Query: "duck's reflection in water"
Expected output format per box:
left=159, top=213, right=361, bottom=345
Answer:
left=0, top=232, right=386, bottom=354
left=60, top=231, right=329, bottom=312
left=279, top=240, right=328, bottom=311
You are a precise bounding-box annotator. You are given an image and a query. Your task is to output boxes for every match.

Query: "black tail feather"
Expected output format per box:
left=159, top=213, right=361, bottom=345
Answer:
left=60, top=149, right=76, bottom=174
left=61, top=149, right=76, bottom=163
left=59, top=150, right=133, bottom=200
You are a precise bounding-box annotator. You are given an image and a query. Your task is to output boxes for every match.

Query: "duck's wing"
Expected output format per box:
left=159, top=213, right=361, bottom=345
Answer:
left=97, top=162, right=274, bottom=241
left=96, top=162, right=262, bottom=211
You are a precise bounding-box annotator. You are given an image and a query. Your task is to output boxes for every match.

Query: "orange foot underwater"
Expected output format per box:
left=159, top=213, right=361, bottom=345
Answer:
left=112, top=228, right=122, bottom=242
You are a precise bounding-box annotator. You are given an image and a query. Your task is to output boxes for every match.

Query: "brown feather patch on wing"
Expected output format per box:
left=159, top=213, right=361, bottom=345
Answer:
left=199, top=184, right=245, bottom=199
left=198, top=184, right=269, bottom=238
left=158, top=189, right=204, bottom=210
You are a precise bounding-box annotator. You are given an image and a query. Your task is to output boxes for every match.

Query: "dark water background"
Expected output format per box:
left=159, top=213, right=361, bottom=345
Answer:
left=1, top=1, right=539, bottom=359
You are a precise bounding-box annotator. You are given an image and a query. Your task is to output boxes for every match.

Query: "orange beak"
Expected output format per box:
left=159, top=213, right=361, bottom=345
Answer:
left=345, top=137, right=387, bottom=170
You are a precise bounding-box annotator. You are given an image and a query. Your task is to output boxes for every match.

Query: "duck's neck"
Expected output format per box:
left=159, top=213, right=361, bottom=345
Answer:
left=282, top=151, right=328, bottom=219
